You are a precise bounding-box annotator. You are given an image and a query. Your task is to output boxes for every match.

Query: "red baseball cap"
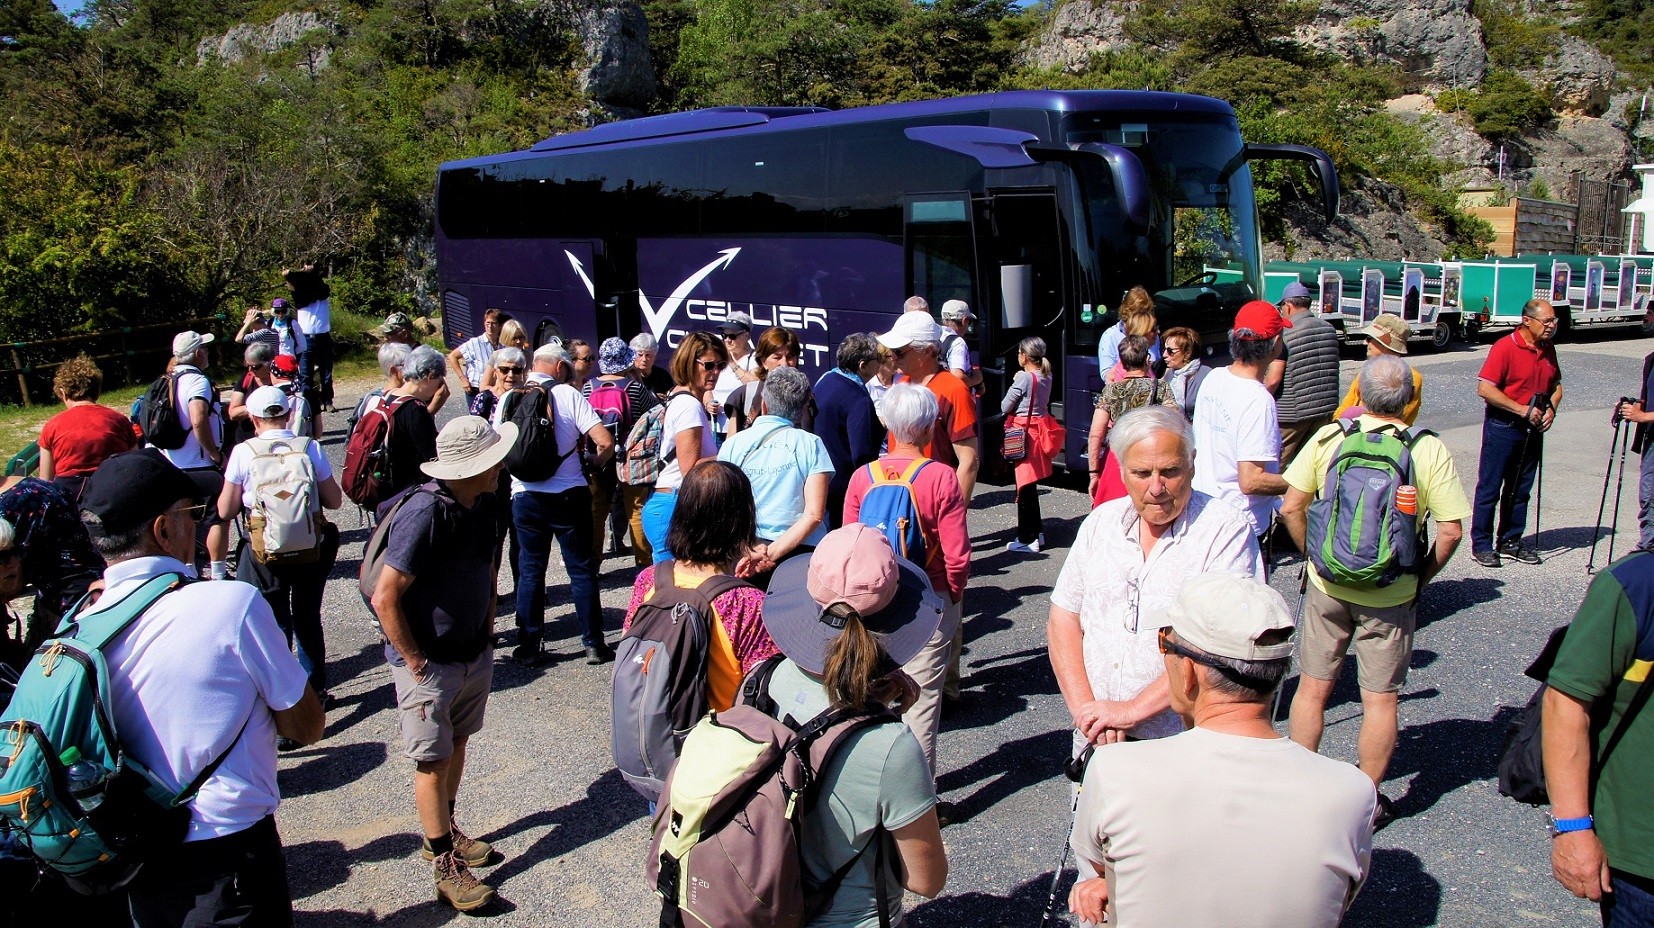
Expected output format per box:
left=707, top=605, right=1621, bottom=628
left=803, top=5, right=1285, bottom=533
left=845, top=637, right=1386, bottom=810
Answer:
left=1233, top=300, right=1291, bottom=339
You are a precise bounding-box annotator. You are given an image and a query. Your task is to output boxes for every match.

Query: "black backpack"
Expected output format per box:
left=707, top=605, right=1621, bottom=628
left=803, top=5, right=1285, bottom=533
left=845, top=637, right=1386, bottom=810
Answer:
left=611, top=562, right=750, bottom=800
left=1498, top=614, right=1654, bottom=804
left=499, top=384, right=572, bottom=482
left=136, top=372, right=189, bottom=450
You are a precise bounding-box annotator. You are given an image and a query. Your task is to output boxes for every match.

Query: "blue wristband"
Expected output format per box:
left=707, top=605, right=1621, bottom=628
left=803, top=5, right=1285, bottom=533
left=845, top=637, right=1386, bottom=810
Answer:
left=1550, top=814, right=1594, bottom=836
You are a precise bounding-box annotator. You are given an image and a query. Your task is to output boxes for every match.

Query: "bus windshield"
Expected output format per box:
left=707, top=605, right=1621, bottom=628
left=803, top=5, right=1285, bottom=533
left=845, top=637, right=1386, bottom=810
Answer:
left=1065, top=113, right=1260, bottom=335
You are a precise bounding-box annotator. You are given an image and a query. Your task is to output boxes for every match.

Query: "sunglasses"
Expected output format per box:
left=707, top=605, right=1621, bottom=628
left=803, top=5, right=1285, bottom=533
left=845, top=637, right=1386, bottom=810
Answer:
left=697, top=360, right=728, bottom=372
left=497, top=366, right=523, bottom=374
left=0, top=549, right=18, bottom=564
left=246, top=363, right=269, bottom=372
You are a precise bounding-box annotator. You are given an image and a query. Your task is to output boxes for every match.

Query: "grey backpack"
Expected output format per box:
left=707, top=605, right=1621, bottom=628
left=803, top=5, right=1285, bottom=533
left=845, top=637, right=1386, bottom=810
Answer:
left=648, top=657, right=899, bottom=928
left=611, top=562, right=749, bottom=800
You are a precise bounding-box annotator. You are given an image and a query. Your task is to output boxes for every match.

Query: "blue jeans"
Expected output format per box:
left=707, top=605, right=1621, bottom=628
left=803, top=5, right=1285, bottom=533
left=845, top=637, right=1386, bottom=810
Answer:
left=641, top=490, right=677, bottom=564
left=1603, top=869, right=1654, bottom=927
left=1471, top=414, right=1542, bottom=553
left=513, top=488, right=603, bottom=648
left=301, top=332, right=334, bottom=407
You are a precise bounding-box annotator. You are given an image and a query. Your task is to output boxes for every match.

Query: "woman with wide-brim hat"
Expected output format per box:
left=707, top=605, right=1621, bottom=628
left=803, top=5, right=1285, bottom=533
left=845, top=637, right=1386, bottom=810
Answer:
left=756, top=523, right=951, bottom=926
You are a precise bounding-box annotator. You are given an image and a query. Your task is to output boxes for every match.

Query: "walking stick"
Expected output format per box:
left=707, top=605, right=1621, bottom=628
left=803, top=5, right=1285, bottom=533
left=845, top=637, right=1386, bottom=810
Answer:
left=1517, top=393, right=1551, bottom=555
left=1608, top=411, right=1635, bottom=567
left=1039, top=743, right=1095, bottom=928
left=1588, top=411, right=1632, bottom=574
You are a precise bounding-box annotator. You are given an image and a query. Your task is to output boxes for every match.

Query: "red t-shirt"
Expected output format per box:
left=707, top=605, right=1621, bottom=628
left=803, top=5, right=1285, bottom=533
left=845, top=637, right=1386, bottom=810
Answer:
left=39, top=403, right=138, bottom=477
left=1479, top=331, right=1560, bottom=407
left=922, top=370, right=979, bottom=467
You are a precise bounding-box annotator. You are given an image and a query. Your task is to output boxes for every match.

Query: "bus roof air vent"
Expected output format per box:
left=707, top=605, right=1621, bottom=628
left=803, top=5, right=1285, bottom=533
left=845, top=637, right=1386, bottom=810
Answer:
left=531, top=107, right=831, bottom=152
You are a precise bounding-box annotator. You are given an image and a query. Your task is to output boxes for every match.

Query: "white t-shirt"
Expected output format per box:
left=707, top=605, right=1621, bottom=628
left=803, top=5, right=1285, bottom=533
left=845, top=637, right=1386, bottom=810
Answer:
left=96, top=556, right=309, bottom=842
left=1072, top=727, right=1375, bottom=928
left=655, top=392, right=716, bottom=491
left=272, top=318, right=306, bottom=357
left=296, top=297, right=330, bottom=335
left=223, top=430, right=334, bottom=498
left=1191, top=366, right=1281, bottom=536
left=512, top=376, right=603, bottom=495
left=157, top=364, right=221, bottom=470
left=712, top=352, right=757, bottom=406
left=943, top=331, right=970, bottom=377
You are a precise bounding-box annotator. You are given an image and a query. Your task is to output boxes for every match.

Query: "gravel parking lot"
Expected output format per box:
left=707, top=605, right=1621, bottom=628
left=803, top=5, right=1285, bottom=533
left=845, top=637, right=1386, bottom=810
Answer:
left=267, top=326, right=1647, bottom=927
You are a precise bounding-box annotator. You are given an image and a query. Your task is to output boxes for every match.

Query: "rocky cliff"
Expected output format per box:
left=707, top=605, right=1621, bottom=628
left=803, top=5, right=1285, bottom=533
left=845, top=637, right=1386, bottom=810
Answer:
left=1024, top=0, right=1652, bottom=260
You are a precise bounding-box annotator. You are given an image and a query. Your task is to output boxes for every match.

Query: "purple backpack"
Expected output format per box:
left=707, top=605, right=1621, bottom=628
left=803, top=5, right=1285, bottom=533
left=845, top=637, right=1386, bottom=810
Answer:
left=647, top=658, right=899, bottom=928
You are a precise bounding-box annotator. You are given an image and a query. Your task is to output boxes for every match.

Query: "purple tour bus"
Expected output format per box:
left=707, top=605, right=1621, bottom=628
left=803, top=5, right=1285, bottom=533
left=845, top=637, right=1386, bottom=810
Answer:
left=434, top=89, right=1337, bottom=472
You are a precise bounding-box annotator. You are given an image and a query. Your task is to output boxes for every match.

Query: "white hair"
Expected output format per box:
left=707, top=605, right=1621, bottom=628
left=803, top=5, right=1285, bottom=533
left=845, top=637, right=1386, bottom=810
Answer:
left=0, top=516, right=13, bottom=551
left=533, top=340, right=568, bottom=367
left=1107, top=405, right=1195, bottom=466
left=403, top=345, right=446, bottom=382
left=378, top=342, right=412, bottom=376
left=492, top=346, right=527, bottom=369
left=881, top=383, right=938, bottom=446
left=1360, top=353, right=1415, bottom=417
left=629, top=333, right=658, bottom=353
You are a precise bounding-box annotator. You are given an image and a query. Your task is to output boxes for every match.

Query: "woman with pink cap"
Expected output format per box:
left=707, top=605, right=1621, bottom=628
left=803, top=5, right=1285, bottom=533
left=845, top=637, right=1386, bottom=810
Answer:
left=755, top=523, right=950, bottom=925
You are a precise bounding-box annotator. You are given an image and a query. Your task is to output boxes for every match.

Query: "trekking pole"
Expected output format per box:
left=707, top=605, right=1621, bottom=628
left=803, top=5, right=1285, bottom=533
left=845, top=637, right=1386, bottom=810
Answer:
left=1521, top=393, right=1550, bottom=554
left=1588, top=415, right=1626, bottom=573
left=1608, top=408, right=1635, bottom=566
left=1039, top=743, right=1095, bottom=928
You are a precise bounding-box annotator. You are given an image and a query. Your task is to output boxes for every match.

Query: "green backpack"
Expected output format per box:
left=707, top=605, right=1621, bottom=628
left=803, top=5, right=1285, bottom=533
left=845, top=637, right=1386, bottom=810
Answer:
left=1304, top=421, right=1433, bottom=588
left=0, top=573, right=243, bottom=893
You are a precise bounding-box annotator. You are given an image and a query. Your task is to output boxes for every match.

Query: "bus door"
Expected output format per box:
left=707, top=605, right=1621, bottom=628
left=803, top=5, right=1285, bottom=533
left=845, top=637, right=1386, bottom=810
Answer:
left=985, top=191, right=1067, bottom=461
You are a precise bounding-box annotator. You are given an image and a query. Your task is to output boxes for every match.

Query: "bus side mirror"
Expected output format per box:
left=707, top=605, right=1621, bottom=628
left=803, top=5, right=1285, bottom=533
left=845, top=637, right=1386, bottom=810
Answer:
left=1245, top=143, right=1340, bottom=223
left=1001, top=265, right=1033, bottom=329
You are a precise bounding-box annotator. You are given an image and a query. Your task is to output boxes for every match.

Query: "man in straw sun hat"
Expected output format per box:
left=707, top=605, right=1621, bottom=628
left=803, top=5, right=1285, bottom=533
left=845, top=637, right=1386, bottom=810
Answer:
left=752, top=523, right=950, bottom=923
left=368, top=415, right=516, bottom=911
left=1335, top=313, right=1424, bottom=426
left=1067, top=571, right=1375, bottom=928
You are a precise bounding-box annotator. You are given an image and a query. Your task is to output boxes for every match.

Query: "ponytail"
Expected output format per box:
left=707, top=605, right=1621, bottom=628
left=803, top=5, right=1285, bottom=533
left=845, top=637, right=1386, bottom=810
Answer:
left=821, top=604, right=904, bottom=712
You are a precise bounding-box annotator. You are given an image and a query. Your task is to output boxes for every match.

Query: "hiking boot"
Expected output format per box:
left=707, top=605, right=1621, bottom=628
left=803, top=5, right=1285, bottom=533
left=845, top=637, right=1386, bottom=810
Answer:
left=422, top=824, right=494, bottom=868
left=433, top=851, right=494, bottom=911
left=1498, top=542, right=1542, bottom=565
left=585, top=643, right=616, bottom=665
left=1471, top=549, right=1502, bottom=569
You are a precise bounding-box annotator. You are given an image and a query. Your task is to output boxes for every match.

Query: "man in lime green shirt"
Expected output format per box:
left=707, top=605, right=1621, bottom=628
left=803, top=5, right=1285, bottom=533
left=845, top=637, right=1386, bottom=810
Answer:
left=1280, top=353, right=1469, bottom=829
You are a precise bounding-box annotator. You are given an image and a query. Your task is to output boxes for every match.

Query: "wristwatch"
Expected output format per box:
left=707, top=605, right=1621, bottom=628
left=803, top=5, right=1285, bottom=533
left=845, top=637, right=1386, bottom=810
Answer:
left=1548, top=814, right=1593, bottom=836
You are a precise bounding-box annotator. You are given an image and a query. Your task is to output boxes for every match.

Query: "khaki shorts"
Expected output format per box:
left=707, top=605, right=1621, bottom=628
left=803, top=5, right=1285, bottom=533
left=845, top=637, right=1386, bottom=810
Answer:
left=1297, top=585, right=1416, bottom=693
left=390, top=648, right=494, bottom=763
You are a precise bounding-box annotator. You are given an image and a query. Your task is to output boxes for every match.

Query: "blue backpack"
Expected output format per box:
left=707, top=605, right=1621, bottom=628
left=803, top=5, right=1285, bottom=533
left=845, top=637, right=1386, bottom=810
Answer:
left=0, top=573, right=244, bottom=893
left=856, top=458, right=935, bottom=569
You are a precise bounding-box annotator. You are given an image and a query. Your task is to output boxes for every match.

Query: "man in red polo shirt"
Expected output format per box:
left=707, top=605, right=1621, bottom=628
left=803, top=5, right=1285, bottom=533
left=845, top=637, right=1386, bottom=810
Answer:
left=1471, top=298, right=1563, bottom=567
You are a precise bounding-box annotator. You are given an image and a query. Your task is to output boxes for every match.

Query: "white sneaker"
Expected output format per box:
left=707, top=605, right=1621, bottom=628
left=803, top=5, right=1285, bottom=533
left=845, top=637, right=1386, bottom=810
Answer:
left=1007, top=538, right=1043, bottom=554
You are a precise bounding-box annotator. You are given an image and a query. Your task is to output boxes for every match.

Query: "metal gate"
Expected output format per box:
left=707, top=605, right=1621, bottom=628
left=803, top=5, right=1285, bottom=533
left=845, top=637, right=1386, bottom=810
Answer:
left=1573, top=173, right=1633, bottom=254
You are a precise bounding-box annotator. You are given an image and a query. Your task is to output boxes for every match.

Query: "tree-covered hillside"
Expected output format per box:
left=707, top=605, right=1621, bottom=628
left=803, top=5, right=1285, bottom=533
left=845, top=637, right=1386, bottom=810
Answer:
left=1, top=0, right=1645, bottom=348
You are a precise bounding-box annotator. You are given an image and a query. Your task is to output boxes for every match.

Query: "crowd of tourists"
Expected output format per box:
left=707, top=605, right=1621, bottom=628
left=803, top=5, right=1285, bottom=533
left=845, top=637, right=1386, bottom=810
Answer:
left=2, top=278, right=1651, bottom=928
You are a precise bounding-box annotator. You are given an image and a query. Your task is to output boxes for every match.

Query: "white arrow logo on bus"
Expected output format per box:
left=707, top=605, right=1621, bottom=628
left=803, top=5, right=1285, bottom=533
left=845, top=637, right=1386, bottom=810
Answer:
left=565, top=250, right=597, bottom=299
left=638, top=248, right=742, bottom=342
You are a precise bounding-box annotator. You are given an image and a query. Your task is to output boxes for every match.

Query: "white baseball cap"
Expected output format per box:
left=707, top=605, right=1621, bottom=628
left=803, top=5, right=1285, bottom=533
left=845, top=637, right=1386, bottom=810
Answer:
left=877, top=311, right=941, bottom=350
left=1157, top=572, right=1296, bottom=661
left=940, top=299, right=974, bottom=321
left=246, top=385, right=290, bottom=419
left=172, top=331, right=215, bottom=358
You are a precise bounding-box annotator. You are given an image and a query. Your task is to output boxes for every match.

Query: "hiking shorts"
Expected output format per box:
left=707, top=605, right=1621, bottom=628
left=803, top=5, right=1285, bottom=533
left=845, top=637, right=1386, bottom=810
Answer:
left=390, top=647, right=493, bottom=763
left=1298, top=585, right=1416, bottom=694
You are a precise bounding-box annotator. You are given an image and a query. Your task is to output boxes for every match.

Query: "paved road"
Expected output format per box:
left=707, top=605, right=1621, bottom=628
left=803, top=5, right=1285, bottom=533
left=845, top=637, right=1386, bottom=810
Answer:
left=276, top=327, right=1649, bottom=927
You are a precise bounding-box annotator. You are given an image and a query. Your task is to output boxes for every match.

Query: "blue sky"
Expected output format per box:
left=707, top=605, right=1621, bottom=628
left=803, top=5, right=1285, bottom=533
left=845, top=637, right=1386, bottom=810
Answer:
left=54, top=0, right=86, bottom=17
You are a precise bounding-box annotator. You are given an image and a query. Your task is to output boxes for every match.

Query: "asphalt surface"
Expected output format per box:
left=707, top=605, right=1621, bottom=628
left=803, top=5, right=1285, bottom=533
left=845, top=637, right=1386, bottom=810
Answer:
left=272, top=324, right=1650, bottom=927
